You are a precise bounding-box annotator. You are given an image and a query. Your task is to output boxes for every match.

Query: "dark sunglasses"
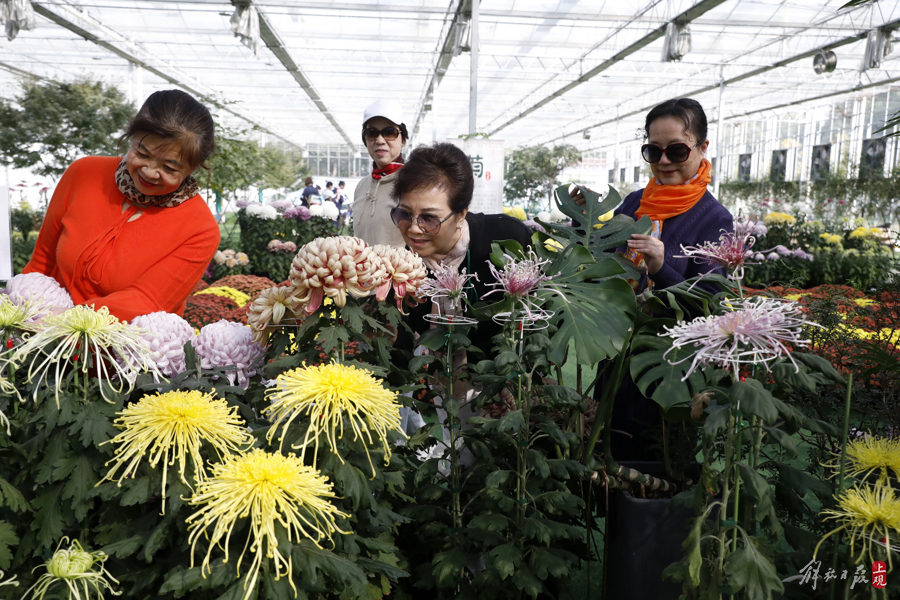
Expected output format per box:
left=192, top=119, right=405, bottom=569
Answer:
left=363, top=126, right=401, bottom=141
left=641, top=142, right=700, bottom=164
left=390, top=207, right=455, bottom=235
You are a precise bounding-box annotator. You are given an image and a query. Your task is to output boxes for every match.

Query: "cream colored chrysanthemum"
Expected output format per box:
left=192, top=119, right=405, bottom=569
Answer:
left=0, top=294, right=41, bottom=334
left=22, top=537, right=119, bottom=600
left=370, top=245, right=427, bottom=312
left=816, top=482, right=900, bottom=568
left=100, top=390, right=253, bottom=507
left=265, top=362, right=404, bottom=475
left=7, top=305, right=159, bottom=405
left=842, top=436, right=900, bottom=484
left=246, top=286, right=301, bottom=346
left=289, top=236, right=387, bottom=313
left=186, top=449, right=347, bottom=600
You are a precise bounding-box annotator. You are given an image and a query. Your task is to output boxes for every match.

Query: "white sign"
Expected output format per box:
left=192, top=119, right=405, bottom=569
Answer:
left=446, top=138, right=504, bottom=215
left=0, top=187, right=11, bottom=281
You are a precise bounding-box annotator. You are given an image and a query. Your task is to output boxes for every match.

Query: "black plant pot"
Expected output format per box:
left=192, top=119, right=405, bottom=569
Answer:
left=603, top=461, right=693, bottom=600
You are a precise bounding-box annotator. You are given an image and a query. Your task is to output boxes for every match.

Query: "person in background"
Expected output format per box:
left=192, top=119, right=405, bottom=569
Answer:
left=23, top=89, right=220, bottom=322
left=300, top=176, right=317, bottom=207
left=576, top=97, right=733, bottom=461
left=353, top=99, right=408, bottom=248
left=322, top=181, right=335, bottom=203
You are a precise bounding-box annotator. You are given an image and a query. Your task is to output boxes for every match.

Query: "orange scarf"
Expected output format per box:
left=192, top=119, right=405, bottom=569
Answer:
left=635, top=158, right=711, bottom=222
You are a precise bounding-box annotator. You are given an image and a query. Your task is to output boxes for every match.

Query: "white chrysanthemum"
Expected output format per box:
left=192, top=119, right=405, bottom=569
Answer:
left=289, top=236, right=387, bottom=312
left=213, top=251, right=227, bottom=266
left=193, top=321, right=264, bottom=390
left=246, top=204, right=278, bottom=220
left=309, top=204, right=325, bottom=217
left=535, top=210, right=551, bottom=222
left=548, top=207, right=568, bottom=223
left=130, top=312, right=195, bottom=378
left=319, top=201, right=340, bottom=220
left=5, top=272, right=74, bottom=318
left=246, top=287, right=301, bottom=346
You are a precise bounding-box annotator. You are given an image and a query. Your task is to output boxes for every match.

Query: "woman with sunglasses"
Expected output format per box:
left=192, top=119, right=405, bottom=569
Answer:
left=610, top=97, right=732, bottom=292
left=352, top=99, right=409, bottom=248
left=390, top=142, right=532, bottom=353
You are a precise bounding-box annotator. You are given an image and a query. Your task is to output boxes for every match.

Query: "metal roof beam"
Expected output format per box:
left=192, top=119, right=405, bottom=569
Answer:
left=487, top=0, right=729, bottom=136
left=541, top=14, right=900, bottom=146
left=249, top=3, right=356, bottom=147
left=31, top=2, right=299, bottom=148
left=411, top=0, right=464, bottom=141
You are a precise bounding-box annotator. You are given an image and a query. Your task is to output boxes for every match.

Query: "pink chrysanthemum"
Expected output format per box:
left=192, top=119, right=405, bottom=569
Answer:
left=678, top=223, right=762, bottom=281
left=371, top=245, right=428, bottom=312
left=267, top=239, right=284, bottom=252
left=193, top=321, right=264, bottom=390
left=5, top=272, right=74, bottom=318
left=270, top=199, right=292, bottom=211
left=289, top=236, right=386, bottom=313
left=130, top=312, right=195, bottom=378
left=662, top=296, right=817, bottom=380
left=417, top=265, right=477, bottom=302
left=483, top=249, right=557, bottom=318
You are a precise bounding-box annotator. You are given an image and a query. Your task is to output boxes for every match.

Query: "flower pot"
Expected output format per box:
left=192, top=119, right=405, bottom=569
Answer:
left=603, top=461, right=692, bottom=600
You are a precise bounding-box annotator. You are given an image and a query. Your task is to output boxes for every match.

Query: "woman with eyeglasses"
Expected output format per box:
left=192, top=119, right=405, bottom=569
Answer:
left=605, top=97, right=733, bottom=293
left=390, top=142, right=532, bottom=353
left=352, top=99, right=409, bottom=248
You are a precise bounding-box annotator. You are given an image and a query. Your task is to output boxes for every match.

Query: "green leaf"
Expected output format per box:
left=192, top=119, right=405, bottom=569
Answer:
left=0, top=521, right=20, bottom=569
left=528, top=547, right=571, bottom=580
left=355, top=557, right=409, bottom=582
left=120, top=476, right=153, bottom=506
left=469, top=513, right=511, bottom=532
left=683, top=515, right=704, bottom=586
left=521, top=517, right=551, bottom=545
left=498, top=410, right=525, bottom=434
left=30, top=484, right=66, bottom=549
left=525, top=449, right=550, bottom=479
left=292, top=540, right=369, bottom=596
left=729, top=380, right=777, bottom=422
left=0, top=477, right=29, bottom=512
left=68, top=401, right=118, bottom=447
left=759, top=424, right=798, bottom=458
left=511, top=567, right=543, bottom=598
left=102, top=534, right=144, bottom=559
left=431, top=546, right=471, bottom=586
left=724, top=531, right=784, bottom=600
left=772, top=461, right=834, bottom=500
left=333, top=461, right=371, bottom=512
left=702, top=403, right=730, bottom=445
left=539, top=247, right=637, bottom=365
left=485, top=470, right=515, bottom=489
left=55, top=453, right=99, bottom=504
left=490, top=543, right=522, bottom=580
left=34, top=429, right=69, bottom=484
left=630, top=334, right=706, bottom=410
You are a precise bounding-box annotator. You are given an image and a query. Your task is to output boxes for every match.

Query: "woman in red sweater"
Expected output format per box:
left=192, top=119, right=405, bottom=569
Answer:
left=24, top=90, right=220, bottom=322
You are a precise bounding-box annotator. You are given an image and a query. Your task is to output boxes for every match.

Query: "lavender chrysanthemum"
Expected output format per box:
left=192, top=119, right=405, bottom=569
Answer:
left=663, top=296, right=817, bottom=380
left=130, top=312, right=195, bottom=378
left=236, top=200, right=249, bottom=208
left=270, top=199, right=292, bottom=211
left=522, top=219, right=546, bottom=233
left=193, top=321, right=264, bottom=390
left=417, top=265, right=478, bottom=303
left=678, top=224, right=760, bottom=280
left=5, top=272, right=74, bottom=318
left=284, top=206, right=311, bottom=221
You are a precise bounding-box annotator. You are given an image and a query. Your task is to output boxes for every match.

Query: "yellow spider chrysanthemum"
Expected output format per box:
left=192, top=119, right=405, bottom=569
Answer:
left=0, top=294, right=41, bottom=334
left=842, top=436, right=900, bottom=484
left=186, top=449, right=347, bottom=600
left=100, top=391, right=253, bottom=507
left=7, top=305, right=159, bottom=405
left=816, top=483, right=900, bottom=568
left=22, top=537, right=120, bottom=600
left=264, top=362, right=404, bottom=475
left=763, top=212, right=797, bottom=225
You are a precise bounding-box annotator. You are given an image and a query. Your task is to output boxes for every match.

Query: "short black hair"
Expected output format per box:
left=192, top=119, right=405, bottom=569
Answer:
left=338, top=180, right=345, bottom=186
left=391, top=142, right=473, bottom=213
left=326, top=181, right=333, bottom=187
left=645, top=98, right=708, bottom=144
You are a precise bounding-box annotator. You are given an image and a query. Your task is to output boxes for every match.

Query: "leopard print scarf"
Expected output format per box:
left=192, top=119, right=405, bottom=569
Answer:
left=114, top=158, right=199, bottom=208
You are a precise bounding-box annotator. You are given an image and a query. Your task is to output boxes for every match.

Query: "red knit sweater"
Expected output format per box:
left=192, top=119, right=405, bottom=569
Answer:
left=24, top=156, right=220, bottom=321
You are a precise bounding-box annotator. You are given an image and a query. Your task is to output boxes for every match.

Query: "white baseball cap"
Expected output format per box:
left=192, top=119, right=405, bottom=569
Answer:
left=363, top=99, right=405, bottom=126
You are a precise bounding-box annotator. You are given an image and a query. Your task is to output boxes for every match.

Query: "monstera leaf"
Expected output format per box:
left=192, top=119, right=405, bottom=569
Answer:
left=537, top=183, right=653, bottom=262
left=629, top=334, right=707, bottom=411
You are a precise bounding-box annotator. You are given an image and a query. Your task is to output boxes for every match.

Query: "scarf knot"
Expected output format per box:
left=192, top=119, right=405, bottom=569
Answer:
left=372, top=161, right=403, bottom=180
left=635, top=158, right=711, bottom=223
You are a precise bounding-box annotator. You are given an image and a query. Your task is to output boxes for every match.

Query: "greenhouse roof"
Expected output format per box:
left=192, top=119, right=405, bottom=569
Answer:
left=2, top=0, right=900, bottom=152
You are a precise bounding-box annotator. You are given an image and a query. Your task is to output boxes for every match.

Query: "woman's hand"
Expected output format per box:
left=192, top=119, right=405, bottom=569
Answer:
left=627, top=234, right=665, bottom=275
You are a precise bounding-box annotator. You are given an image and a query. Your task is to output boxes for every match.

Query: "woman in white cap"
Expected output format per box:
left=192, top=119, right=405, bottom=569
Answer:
left=353, top=99, right=408, bottom=248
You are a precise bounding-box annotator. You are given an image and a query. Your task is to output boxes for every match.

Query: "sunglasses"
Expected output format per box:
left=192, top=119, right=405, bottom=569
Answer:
left=641, top=142, right=700, bottom=164
left=363, top=126, right=401, bottom=141
left=390, top=207, right=455, bottom=235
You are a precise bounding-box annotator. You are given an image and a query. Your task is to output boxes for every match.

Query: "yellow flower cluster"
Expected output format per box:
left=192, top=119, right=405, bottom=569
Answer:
left=819, top=233, right=843, bottom=245
left=817, top=482, right=900, bottom=567
left=854, top=298, right=878, bottom=308
left=502, top=206, right=528, bottom=220
left=763, top=212, right=797, bottom=225
left=843, top=437, right=900, bottom=484
left=849, top=226, right=883, bottom=240
left=783, top=293, right=806, bottom=301
left=840, top=325, right=900, bottom=345
left=195, top=286, right=250, bottom=307
left=187, top=449, right=347, bottom=600
left=265, top=362, right=405, bottom=475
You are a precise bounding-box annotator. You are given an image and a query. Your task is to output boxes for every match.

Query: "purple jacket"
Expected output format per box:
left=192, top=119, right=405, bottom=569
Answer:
left=616, top=189, right=734, bottom=290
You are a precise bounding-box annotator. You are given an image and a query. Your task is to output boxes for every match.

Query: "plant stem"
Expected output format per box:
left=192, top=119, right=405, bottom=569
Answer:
left=716, top=412, right=737, bottom=591
left=829, top=373, right=853, bottom=600
left=445, top=325, right=462, bottom=536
